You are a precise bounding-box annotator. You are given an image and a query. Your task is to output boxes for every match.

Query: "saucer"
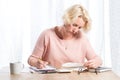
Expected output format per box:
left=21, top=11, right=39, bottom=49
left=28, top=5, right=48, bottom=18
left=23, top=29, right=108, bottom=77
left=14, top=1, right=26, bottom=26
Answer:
left=62, top=62, right=83, bottom=68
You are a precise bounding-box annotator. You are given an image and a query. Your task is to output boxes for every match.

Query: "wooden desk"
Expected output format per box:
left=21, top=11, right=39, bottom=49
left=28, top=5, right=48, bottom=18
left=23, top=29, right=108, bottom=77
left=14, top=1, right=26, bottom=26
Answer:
left=0, top=70, right=120, bottom=80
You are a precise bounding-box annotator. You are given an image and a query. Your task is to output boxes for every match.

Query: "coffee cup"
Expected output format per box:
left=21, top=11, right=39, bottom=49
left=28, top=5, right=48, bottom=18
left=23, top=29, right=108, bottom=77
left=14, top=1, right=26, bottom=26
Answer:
left=10, top=62, right=24, bottom=74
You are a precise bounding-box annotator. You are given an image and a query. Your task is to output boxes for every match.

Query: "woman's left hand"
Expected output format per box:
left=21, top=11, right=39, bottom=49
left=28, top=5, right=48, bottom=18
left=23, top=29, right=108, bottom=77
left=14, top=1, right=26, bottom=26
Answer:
left=84, top=59, right=100, bottom=68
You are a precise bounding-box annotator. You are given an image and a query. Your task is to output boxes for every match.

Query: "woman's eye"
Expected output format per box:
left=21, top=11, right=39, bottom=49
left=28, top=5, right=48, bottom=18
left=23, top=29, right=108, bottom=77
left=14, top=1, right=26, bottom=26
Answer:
left=72, top=24, right=78, bottom=27
left=72, top=24, right=82, bottom=29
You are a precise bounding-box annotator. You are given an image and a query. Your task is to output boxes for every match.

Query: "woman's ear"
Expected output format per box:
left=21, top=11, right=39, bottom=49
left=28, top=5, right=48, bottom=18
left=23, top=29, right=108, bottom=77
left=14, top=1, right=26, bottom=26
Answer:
left=64, top=24, right=71, bottom=27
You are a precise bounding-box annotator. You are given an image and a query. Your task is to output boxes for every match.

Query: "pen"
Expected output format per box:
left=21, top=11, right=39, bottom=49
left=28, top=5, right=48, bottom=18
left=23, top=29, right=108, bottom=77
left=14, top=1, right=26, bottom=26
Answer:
left=38, top=58, right=43, bottom=63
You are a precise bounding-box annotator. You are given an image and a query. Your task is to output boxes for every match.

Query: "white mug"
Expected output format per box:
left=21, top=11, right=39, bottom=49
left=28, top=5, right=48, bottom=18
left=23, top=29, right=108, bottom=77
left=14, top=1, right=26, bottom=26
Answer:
left=10, top=62, right=24, bottom=74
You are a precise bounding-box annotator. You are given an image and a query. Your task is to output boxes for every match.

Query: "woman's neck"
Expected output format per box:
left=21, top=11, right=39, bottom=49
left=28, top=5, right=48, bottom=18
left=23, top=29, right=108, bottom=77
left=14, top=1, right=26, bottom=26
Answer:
left=61, top=26, right=74, bottom=40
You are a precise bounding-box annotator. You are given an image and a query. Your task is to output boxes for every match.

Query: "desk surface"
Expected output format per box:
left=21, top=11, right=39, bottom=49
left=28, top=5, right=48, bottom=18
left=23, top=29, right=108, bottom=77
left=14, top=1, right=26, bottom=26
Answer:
left=0, top=70, right=120, bottom=80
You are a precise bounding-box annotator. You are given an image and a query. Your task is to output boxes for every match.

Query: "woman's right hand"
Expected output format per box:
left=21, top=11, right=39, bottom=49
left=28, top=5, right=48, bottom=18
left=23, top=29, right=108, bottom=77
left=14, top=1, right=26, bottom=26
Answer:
left=36, top=59, right=48, bottom=69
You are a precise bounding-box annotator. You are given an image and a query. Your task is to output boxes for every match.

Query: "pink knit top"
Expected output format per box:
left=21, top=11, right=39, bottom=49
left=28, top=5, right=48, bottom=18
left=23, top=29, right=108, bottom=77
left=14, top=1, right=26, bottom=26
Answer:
left=31, top=28, right=97, bottom=68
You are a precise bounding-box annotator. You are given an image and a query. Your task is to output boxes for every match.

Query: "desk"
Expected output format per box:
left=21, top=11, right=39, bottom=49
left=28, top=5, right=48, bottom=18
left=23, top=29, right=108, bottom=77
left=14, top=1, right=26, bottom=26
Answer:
left=0, top=68, right=120, bottom=80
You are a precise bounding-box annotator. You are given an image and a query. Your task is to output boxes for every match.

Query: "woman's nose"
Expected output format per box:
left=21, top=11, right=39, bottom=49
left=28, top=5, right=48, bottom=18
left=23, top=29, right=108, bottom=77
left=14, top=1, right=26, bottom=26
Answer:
left=72, top=29, right=78, bottom=33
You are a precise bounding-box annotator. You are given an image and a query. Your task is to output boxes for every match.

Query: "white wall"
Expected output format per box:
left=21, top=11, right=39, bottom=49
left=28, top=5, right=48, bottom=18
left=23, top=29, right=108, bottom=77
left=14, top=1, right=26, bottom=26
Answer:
left=109, top=0, right=120, bottom=76
left=0, top=0, right=31, bottom=68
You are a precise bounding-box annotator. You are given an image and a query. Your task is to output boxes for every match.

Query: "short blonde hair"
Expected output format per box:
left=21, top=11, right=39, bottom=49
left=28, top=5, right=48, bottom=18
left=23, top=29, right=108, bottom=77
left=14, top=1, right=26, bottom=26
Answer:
left=62, top=4, right=91, bottom=32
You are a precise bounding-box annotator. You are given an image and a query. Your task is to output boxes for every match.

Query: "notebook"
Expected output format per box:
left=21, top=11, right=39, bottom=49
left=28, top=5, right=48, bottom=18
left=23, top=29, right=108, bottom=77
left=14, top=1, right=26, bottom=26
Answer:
left=29, top=65, right=57, bottom=74
left=88, top=67, right=112, bottom=73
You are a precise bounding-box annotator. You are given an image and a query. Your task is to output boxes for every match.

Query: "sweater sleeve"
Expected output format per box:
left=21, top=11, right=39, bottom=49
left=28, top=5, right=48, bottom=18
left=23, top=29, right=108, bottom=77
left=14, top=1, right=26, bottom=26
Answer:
left=31, top=30, right=49, bottom=59
left=85, top=38, right=98, bottom=60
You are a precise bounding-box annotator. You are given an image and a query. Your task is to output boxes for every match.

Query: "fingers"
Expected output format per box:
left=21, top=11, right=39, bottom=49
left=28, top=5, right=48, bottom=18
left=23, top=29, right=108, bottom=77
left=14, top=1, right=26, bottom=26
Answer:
left=44, top=61, right=49, bottom=65
left=84, top=60, right=98, bottom=68
left=36, top=60, right=49, bottom=69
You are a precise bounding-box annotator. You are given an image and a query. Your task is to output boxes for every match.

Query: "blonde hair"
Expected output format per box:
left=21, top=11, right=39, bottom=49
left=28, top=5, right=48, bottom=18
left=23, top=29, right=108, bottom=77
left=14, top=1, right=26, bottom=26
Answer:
left=62, top=4, right=91, bottom=32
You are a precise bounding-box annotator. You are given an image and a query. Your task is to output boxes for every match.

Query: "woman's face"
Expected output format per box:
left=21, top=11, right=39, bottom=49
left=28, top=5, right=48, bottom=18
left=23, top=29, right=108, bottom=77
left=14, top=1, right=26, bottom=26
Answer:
left=65, top=17, right=85, bottom=34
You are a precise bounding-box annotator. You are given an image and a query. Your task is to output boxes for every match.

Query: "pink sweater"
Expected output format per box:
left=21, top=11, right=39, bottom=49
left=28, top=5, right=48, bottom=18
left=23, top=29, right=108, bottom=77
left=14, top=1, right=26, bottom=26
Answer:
left=31, top=28, right=97, bottom=68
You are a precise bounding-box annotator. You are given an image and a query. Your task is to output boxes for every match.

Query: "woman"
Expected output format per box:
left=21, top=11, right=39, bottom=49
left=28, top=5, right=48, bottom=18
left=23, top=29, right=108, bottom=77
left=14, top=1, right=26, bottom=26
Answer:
left=28, top=4, right=102, bottom=69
